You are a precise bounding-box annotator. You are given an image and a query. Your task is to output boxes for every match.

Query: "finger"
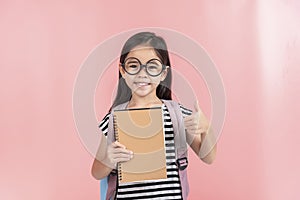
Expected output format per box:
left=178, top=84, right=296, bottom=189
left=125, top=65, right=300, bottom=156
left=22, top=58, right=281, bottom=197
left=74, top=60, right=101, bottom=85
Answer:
left=111, top=148, right=133, bottom=155
left=111, top=142, right=120, bottom=148
left=186, top=125, right=199, bottom=131
left=114, top=156, right=133, bottom=163
left=108, top=157, right=129, bottom=165
left=114, top=141, right=126, bottom=149
left=108, top=144, right=133, bottom=153
left=194, top=100, right=200, bottom=112
left=112, top=152, right=133, bottom=161
left=188, top=128, right=206, bottom=134
left=184, top=119, right=199, bottom=126
left=186, top=129, right=203, bottom=135
left=185, top=127, right=197, bottom=133
left=184, top=122, right=198, bottom=128
left=108, top=152, right=132, bottom=162
left=184, top=115, right=194, bottom=122
left=113, top=152, right=133, bottom=158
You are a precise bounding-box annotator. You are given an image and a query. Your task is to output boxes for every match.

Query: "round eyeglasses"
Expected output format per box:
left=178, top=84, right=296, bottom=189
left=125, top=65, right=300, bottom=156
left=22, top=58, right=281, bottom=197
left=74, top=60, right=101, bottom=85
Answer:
left=120, top=57, right=168, bottom=77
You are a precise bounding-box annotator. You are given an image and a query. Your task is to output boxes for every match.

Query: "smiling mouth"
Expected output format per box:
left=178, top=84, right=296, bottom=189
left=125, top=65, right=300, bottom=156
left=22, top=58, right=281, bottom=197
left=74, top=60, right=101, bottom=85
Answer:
left=134, top=82, right=151, bottom=86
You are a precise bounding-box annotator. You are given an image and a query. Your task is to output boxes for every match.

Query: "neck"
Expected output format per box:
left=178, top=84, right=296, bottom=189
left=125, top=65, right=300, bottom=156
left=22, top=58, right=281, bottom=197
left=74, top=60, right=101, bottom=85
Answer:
left=128, top=94, right=162, bottom=108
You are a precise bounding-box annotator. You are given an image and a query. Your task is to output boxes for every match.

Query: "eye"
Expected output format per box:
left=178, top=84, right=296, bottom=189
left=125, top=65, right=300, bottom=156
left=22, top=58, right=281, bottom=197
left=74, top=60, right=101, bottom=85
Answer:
left=125, top=59, right=140, bottom=69
left=148, top=65, right=159, bottom=70
left=128, top=64, right=138, bottom=69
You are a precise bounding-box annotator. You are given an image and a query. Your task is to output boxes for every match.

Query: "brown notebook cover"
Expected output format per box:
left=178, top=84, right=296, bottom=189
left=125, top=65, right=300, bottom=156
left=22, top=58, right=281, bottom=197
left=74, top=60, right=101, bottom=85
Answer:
left=113, top=106, right=167, bottom=183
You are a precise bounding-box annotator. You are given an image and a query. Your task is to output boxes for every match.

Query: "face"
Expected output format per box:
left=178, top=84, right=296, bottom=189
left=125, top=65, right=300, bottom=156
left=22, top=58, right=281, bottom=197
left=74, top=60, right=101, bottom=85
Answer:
left=119, top=45, right=168, bottom=98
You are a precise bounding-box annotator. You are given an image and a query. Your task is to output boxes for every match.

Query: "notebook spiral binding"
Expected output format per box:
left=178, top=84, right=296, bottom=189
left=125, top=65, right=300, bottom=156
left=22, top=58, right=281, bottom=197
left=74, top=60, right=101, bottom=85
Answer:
left=113, top=114, right=122, bottom=181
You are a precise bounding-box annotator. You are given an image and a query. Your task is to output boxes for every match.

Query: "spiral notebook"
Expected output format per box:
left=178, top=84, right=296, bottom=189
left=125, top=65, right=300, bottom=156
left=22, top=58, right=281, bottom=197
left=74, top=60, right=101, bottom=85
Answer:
left=113, top=106, right=167, bottom=183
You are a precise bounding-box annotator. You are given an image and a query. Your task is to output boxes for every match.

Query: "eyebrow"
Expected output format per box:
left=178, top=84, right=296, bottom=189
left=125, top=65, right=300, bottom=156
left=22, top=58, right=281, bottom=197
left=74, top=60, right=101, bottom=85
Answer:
left=126, top=58, right=162, bottom=63
left=126, top=60, right=139, bottom=64
left=148, top=60, right=160, bottom=63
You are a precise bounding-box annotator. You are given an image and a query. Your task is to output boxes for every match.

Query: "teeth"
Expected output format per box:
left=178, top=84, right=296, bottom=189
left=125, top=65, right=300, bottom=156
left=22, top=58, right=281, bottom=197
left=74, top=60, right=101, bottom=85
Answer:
left=136, top=82, right=149, bottom=86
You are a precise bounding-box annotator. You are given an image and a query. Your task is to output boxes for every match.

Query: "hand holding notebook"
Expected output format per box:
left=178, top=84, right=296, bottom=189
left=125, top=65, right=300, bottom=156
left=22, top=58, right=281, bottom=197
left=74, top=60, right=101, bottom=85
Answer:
left=105, top=141, right=133, bottom=169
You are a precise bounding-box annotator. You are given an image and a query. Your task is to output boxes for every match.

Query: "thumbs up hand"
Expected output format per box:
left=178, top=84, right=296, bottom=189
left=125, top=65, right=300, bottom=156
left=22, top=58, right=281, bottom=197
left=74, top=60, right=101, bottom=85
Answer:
left=183, top=100, right=209, bottom=136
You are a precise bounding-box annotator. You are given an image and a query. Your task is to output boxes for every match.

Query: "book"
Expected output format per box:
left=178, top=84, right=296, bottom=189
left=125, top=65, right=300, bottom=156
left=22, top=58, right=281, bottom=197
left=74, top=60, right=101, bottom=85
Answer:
left=113, top=106, right=167, bottom=183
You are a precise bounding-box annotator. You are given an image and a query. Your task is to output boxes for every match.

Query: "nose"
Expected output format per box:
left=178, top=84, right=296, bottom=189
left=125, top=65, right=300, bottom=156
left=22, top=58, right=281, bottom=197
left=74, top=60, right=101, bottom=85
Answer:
left=137, top=65, right=148, bottom=77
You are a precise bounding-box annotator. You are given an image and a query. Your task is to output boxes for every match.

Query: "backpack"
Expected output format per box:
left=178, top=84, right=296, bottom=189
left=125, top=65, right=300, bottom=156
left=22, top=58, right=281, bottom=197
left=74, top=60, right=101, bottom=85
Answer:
left=102, top=99, right=190, bottom=200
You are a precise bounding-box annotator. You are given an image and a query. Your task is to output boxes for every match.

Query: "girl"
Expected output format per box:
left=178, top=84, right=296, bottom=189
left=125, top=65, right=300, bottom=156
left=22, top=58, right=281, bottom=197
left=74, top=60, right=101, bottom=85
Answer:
left=91, top=32, right=217, bottom=199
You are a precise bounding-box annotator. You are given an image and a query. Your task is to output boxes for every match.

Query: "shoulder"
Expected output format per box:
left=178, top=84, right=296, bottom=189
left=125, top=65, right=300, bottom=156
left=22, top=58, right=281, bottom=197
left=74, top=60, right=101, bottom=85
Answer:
left=162, top=99, right=193, bottom=116
left=98, top=112, right=111, bottom=136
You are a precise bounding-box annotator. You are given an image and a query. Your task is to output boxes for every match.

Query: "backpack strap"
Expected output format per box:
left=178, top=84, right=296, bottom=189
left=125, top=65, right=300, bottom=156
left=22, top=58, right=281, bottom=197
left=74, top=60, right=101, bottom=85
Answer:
left=162, top=99, right=190, bottom=200
left=162, top=99, right=188, bottom=170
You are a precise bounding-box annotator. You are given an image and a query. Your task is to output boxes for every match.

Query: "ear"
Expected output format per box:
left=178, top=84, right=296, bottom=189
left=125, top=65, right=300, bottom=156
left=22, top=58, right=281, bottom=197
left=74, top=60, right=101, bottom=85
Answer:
left=119, top=64, right=125, bottom=77
left=160, top=66, right=169, bottom=81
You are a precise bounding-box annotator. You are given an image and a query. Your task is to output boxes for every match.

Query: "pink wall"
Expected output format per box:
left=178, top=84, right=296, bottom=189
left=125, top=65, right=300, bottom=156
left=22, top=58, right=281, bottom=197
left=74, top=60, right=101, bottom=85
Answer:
left=1, top=1, right=299, bottom=199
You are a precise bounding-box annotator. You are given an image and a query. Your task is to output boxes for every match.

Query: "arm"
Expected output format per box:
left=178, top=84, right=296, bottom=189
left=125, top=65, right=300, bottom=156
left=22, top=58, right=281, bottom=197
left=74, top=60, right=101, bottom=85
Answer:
left=91, top=158, right=113, bottom=180
left=91, top=141, right=133, bottom=180
left=187, top=130, right=217, bottom=165
left=187, top=130, right=217, bottom=164
left=184, top=101, right=217, bottom=164
left=91, top=113, right=115, bottom=180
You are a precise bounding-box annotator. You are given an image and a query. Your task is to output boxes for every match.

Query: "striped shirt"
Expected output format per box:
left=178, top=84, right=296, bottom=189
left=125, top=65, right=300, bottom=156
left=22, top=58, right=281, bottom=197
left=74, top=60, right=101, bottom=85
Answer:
left=99, top=103, right=192, bottom=200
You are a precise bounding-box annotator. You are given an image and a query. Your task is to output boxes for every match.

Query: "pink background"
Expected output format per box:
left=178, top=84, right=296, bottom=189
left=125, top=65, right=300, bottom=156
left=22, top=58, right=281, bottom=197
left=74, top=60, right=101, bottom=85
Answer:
left=1, top=1, right=299, bottom=199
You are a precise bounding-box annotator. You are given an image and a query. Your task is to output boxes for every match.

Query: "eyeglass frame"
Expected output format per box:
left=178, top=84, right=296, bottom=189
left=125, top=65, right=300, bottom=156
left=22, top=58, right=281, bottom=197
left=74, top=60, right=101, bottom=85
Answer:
left=120, top=57, right=169, bottom=77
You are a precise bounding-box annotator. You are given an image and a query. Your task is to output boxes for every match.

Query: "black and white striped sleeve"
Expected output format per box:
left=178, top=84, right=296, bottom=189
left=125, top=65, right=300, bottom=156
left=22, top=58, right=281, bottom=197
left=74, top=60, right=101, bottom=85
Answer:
left=179, top=104, right=193, bottom=117
left=98, top=112, right=110, bottom=136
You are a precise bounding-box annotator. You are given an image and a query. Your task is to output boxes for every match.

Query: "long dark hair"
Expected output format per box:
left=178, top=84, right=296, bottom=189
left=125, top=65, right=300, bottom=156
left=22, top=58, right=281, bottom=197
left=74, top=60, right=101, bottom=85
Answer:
left=109, top=32, right=172, bottom=112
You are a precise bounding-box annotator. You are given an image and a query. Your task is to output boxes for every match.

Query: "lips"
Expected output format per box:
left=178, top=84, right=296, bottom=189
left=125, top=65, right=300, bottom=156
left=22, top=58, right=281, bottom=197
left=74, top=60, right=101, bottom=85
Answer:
left=134, top=82, right=151, bottom=87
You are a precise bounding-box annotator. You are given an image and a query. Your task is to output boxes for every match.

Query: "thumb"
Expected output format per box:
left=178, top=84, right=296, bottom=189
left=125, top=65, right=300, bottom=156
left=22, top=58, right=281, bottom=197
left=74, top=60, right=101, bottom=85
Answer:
left=194, top=100, right=200, bottom=112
